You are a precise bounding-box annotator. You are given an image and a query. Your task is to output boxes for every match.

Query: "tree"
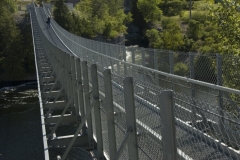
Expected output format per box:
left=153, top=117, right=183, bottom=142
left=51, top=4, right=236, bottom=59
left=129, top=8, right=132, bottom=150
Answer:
left=0, top=0, right=35, bottom=81
left=0, top=0, right=17, bottom=13
left=53, top=0, right=74, bottom=32
left=74, top=0, right=132, bottom=38
left=137, top=0, right=162, bottom=22
left=209, top=0, right=240, bottom=102
left=159, top=0, right=187, bottom=16
left=106, top=0, right=124, bottom=15
left=0, top=1, right=26, bottom=80
left=146, top=19, right=183, bottom=50
left=187, top=20, right=204, bottom=41
left=210, top=0, right=240, bottom=54
left=145, top=29, right=161, bottom=48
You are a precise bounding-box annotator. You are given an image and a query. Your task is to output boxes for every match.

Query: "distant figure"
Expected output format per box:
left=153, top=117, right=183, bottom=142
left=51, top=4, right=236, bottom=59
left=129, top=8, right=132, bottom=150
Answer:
left=46, top=16, right=51, bottom=29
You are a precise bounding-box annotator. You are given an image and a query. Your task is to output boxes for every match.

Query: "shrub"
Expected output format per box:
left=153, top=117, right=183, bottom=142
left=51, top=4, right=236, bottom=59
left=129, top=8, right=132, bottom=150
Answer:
left=174, top=62, right=189, bottom=76
left=160, top=0, right=187, bottom=16
left=179, top=10, right=184, bottom=18
left=187, top=20, right=204, bottom=40
left=191, top=12, right=207, bottom=23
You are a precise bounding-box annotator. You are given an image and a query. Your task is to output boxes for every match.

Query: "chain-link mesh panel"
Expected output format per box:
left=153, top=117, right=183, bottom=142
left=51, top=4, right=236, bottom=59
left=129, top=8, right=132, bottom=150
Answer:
left=222, top=55, right=240, bottom=98
left=125, top=47, right=133, bottom=63
left=46, top=0, right=240, bottom=92
left=137, top=130, right=163, bottom=160
left=133, top=79, right=163, bottom=159
left=193, top=54, right=217, bottom=84
left=133, top=47, right=143, bottom=66
left=157, top=50, right=171, bottom=73
left=174, top=91, right=239, bottom=160
left=110, top=73, right=129, bottom=159
left=146, top=48, right=155, bottom=69
left=222, top=53, right=240, bottom=141
left=173, top=52, right=190, bottom=77
left=218, top=90, right=240, bottom=150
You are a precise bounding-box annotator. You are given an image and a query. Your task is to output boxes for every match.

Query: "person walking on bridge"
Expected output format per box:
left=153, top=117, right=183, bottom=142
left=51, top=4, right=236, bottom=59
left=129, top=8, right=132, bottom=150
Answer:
left=46, top=16, right=51, bottom=29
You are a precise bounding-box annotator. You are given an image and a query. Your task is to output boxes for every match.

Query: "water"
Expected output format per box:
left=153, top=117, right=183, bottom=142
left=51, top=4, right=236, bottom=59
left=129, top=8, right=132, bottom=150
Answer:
left=0, top=82, right=95, bottom=160
left=0, top=82, right=44, bottom=160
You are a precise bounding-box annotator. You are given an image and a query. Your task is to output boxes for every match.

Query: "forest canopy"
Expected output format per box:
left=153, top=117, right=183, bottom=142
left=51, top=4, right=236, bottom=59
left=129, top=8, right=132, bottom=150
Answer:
left=0, top=0, right=35, bottom=81
left=53, top=0, right=132, bottom=38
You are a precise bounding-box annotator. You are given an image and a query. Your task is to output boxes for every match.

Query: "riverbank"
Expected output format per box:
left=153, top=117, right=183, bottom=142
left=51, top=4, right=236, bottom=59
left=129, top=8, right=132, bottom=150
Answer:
left=0, top=79, right=37, bottom=89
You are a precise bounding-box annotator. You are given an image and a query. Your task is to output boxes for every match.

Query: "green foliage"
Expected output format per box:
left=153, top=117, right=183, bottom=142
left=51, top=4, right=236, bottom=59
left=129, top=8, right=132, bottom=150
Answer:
left=137, top=0, right=162, bottom=22
left=160, top=0, right=187, bottom=16
left=180, top=36, right=195, bottom=52
left=53, top=0, right=74, bottom=32
left=187, top=20, right=204, bottom=41
left=184, top=18, right=222, bottom=53
left=209, top=0, right=240, bottom=54
left=207, top=1, right=240, bottom=101
left=146, top=19, right=183, bottom=50
left=145, top=29, right=161, bottom=48
left=174, top=62, right=189, bottom=76
left=190, top=0, right=239, bottom=102
left=0, top=0, right=17, bottom=13
left=103, top=10, right=132, bottom=38
left=0, top=2, right=34, bottom=81
left=106, top=0, right=124, bottom=15
left=71, top=12, right=92, bottom=37
left=73, top=0, right=132, bottom=38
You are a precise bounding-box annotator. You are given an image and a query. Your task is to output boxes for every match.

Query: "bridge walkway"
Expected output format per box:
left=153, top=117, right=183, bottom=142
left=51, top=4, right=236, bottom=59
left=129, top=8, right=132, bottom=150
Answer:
left=30, top=5, right=98, bottom=160
left=35, top=6, right=69, bottom=53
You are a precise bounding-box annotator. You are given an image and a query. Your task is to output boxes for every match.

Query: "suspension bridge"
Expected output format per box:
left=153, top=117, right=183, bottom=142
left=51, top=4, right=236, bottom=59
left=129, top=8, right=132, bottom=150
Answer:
left=29, top=3, right=239, bottom=160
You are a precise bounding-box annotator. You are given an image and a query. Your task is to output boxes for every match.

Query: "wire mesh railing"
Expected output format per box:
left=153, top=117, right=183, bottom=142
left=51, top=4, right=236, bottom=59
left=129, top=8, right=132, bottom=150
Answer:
left=45, top=3, right=240, bottom=90
left=31, top=3, right=240, bottom=159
